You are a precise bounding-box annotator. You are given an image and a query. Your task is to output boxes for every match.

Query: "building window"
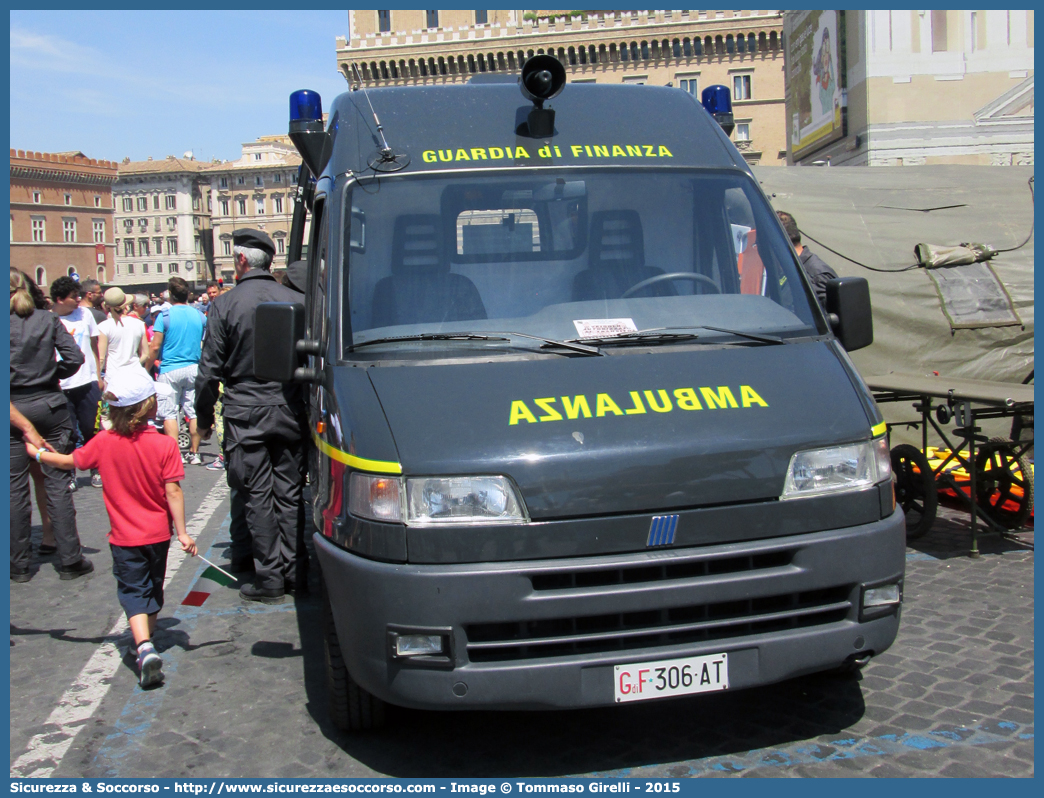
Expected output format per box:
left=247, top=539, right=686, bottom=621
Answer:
left=222, top=240, right=232, bottom=255
left=93, top=220, right=105, bottom=243
left=273, top=173, right=281, bottom=183
left=154, top=237, right=163, bottom=254
left=237, top=176, right=245, bottom=185
left=932, top=10, right=948, bottom=51
left=276, top=238, right=286, bottom=255
left=167, top=217, right=177, bottom=230
left=193, top=216, right=200, bottom=228
left=378, top=9, right=390, bottom=32
left=220, top=177, right=228, bottom=189
left=194, top=236, right=202, bottom=254
left=31, top=217, right=45, bottom=242
left=35, top=266, right=46, bottom=285
left=124, top=219, right=134, bottom=233
left=207, top=195, right=212, bottom=212
left=94, top=196, right=101, bottom=208
left=255, top=176, right=264, bottom=187
left=64, top=194, right=72, bottom=206
left=63, top=219, right=76, bottom=242
left=67, top=266, right=76, bottom=277
left=274, top=195, right=283, bottom=214
left=237, top=199, right=246, bottom=215
left=167, top=237, right=178, bottom=255
left=128, top=264, right=134, bottom=275
left=142, top=263, right=149, bottom=274
left=137, top=197, right=148, bottom=211
left=124, top=240, right=135, bottom=257
left=169, top=263, right=178, bottom=273
left=139, top=218, right=148, bottom=231
left=256, top=199, right=265, bottom=215
left=735, top=122, right=751, bottom=141
left=733, top=74, right=751, bottom=100
left=152, top=195, right=160, bottom=210
left=679, top=77, right=698, bottom=95
left=475, top=10, right=487, bottom=25
left=115, top=264, right=120, bottom=275
left=426, top=10, right=438, bottom=29
left=220, top=199, right=229, bottom=216
left=33, top=191, right=41, bottom=204
left=254, top=153, right=262, bottom=161
left=622, top=76, right=647, bottom=85
left=123, top=198, right=133, bottom=212
left=165, top=195, right=176, bottom=210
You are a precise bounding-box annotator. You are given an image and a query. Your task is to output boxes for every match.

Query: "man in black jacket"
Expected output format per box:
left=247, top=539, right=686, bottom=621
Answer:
left=776, top=210, right=838, bottom=310
left=194, top=230, right=307, bottom=603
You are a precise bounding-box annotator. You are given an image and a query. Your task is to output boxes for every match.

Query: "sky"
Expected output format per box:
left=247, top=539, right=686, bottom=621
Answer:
left=10, top=10, right=355, bottom=164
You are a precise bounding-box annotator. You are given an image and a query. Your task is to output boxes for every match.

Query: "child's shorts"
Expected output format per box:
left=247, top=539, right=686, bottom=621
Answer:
left=111, top=541, right=170, bottom=617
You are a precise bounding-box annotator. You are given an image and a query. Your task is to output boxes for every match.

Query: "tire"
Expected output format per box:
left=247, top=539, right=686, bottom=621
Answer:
left=177, top=419, right=191, bottom=451
left=321, top=577, right=386, bottom=732
left=975, top=437, right=1034, bottom=530
left=891, top=444, right=937, bottom=540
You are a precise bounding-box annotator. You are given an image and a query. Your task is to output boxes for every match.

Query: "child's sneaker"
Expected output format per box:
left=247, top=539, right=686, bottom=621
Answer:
left=206, top=455, right=225, bottom=471
left=90, top=469, right=103, bottom=488
left=187, top=452, right=203, bottom=466
left=136, top=643, right=164, bottom=688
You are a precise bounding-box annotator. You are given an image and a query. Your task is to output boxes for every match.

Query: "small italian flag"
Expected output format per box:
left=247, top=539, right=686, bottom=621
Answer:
left=182, top=565, right=238, bottom=606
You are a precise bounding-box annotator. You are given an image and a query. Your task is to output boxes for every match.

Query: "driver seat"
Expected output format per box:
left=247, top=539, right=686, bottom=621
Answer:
left=371, top=214, right=487, bottom=328
left=571, top=210, right=675, bottom=301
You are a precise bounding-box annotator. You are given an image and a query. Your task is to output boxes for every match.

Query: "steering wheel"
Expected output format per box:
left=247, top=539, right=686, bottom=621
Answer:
left=621, top=272, right=721, bottom=299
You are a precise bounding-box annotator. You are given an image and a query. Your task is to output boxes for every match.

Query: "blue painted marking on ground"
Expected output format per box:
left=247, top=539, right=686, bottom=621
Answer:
left=90, top=509, right=298, bottom=775
left=905, top=551, right=939, bottom=561
left=588, top=721, right=1032, bottom=776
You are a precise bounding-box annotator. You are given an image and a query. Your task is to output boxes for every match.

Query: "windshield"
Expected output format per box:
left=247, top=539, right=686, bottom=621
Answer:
left=342, top=169, right=819, bottom=356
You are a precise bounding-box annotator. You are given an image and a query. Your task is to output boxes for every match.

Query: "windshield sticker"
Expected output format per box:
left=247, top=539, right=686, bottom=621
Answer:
left=573, top=318, right=638, bottom=338
left=509, top=385, right=769, bottom=425
left=421, top=144, right=674, bottom=164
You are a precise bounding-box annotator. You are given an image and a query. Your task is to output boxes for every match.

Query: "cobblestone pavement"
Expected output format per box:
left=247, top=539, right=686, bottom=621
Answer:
left=9, top=457, right=1033, bottom=778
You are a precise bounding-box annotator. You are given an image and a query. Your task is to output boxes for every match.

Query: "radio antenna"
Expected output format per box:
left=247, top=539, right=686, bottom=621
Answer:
left=351, top=63, right=410, bottom=173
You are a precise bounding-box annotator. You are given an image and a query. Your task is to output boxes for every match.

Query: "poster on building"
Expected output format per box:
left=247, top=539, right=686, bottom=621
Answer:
left=785, top=9, right=843, bottom=161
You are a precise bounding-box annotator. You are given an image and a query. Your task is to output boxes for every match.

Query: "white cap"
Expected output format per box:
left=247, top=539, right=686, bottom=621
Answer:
left=103, top=367, right=157, bottom=407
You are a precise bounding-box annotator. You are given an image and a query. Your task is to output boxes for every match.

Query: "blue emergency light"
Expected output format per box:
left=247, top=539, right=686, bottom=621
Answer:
left=701, top=85, right=735, bottom=137
left=290, top=90, right=323, bottom=123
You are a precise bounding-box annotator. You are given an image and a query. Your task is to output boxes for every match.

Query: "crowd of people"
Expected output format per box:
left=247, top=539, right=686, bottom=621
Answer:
left=10, top=228, right=309, bottom=689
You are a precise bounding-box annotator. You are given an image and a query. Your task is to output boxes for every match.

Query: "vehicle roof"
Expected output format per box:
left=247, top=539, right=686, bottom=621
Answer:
left=326, top=81, right=746, bottom=177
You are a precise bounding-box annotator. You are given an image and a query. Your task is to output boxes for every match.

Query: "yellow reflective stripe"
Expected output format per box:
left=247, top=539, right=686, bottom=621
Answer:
left=312, top=432, right=402, bottom=475
left=871, top=421, right=887, bottom=438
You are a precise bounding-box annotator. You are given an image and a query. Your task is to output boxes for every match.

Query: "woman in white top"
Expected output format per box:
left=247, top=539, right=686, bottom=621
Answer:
left=98, top=287, right=148, bottom=386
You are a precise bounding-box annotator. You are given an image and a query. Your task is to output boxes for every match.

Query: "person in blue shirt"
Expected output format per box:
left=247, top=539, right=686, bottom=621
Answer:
left=146, top=277, right=207, bottom=465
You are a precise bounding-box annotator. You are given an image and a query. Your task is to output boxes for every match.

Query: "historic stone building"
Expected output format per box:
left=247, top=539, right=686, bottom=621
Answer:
left=789, top=10, right=1034, bottom=166
left=113, top=156, right=212, bottom=291
left=205, top=136, right=304, bottom=284
left=338, top=9, right=787, bottom=165
left=10, top=149, right=118, bottom=291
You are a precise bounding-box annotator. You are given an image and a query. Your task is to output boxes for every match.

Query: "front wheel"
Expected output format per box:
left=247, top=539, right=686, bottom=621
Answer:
left=891, top=444, right=937, bottom=540
left=322, top=577, right=386, bottom=731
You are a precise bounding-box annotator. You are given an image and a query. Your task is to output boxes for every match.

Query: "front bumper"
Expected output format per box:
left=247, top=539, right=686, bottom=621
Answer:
left=315, top=509, right=905, bottom=710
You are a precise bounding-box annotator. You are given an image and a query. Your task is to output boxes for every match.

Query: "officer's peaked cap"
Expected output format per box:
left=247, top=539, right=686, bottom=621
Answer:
left=233, top=228, right=275, bottom=257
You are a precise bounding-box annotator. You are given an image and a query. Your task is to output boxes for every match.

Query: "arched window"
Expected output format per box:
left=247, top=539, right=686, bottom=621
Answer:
left=759, top=32, right=767, bottom=51
left=381, top=61, right=389, bottom=79
left=694, top=37, right=703, bottom=56
left=705, top=36, right=714, bottom=54
left=726, top=34, right=735, bottom=54
left=578, top=46, right=587, bottom=65
left=409, top=58, right=418, bottom=78
left=568, top=46, right=577, bottom=65
left=683, top=37, right=692, bottom=57
left=598, top=43, right=607, bottom=62
left=590, top=45, right=598, bottom=63
left=640, top=40, right=649, bottom=60
left=488, top=53, right=496, bottom=71
left=737, top=34, right=746, bottom=53
left=497, top=52, right=507, bottom=70
left=619, top=42, right=628, bottom=61
left=630, top=41, right=640, bottom=61
left=97, top=266, right=105, bottom=282
left=429, top=57, right=437, bottom=76
left=558, top=47, right=566, bottom=63
left=748, top=33, right=757, bottom=53
left=67, top=266, right=76, bottom=277
left=438, top=56, right=447, bottom=75
left=467, top=54, right=476, bottom=72
left=715, top=35, right=724, bottom=55
left=769, top=31, right=778, bottom=50
left=35, top=266, right=45, bottom=287
left=371, top=62, right=379, bottom=80
left=673, top=38, right=682, bottom=57
left=609, top=43, right=618, bottom=61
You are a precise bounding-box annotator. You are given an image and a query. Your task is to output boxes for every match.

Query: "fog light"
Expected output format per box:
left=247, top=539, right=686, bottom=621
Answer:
left=863, top=583, right=901, bottom=609
left=395, top=634, right=445, bottom=657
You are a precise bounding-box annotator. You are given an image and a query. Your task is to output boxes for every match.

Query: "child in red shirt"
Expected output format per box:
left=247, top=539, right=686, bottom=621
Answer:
left=28, top=367, right=197, bottom=688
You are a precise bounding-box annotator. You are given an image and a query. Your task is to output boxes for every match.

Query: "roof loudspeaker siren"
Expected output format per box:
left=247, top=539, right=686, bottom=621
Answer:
left=288, top=90, right=332, bottom=178
left=519, top=54, right=566, bottom=138
left=701, top=84, right=735, bottom=136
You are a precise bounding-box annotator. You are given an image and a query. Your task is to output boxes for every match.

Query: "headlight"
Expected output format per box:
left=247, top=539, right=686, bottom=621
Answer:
left=781, top=437, right=890, bottom=500
left=406, top=476, right=526, bottom=526
left=348, top=473, right=403, bottom=522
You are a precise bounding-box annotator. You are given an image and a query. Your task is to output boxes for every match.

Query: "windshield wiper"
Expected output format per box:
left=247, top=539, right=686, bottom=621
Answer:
left=350, top=331, right=602, bottom=356
left=568, top=330, right=699, bottom=346
left=694, top=325, right=784, bottom=345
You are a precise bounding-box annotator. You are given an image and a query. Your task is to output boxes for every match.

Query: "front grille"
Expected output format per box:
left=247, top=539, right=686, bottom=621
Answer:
left=465, top=585, right=853, bottom=662
left=529, top=550, right=793, bottom=591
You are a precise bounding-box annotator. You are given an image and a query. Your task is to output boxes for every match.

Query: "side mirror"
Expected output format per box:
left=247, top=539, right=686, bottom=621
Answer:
left=825, top=277, right=873, bottom=352
left=254, top=302, right=306, bottom=382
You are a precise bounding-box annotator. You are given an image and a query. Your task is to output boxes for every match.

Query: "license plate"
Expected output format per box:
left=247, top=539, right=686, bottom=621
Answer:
left=614, top=652, right=729, bottom=703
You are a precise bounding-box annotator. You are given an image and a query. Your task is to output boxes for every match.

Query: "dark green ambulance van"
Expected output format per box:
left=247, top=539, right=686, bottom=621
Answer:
left=257, top=59, right=904, bottom=731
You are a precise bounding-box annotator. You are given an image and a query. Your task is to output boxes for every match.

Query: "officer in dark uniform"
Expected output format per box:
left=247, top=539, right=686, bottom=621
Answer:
left=776, top=210, right=838, bottom=310
left=194, top=230, right=307, bottom=603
